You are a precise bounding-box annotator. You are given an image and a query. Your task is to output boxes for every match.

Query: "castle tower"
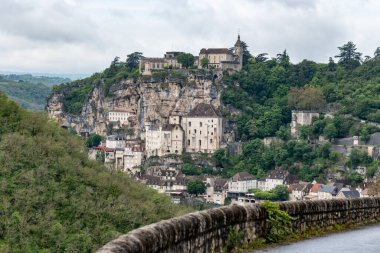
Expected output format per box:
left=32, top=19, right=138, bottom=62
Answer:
left=234, top=34, right=243, bottom=69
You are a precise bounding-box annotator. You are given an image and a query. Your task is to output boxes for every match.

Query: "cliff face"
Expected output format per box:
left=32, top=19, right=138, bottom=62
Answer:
left=47, top=74, right=223, bottom=136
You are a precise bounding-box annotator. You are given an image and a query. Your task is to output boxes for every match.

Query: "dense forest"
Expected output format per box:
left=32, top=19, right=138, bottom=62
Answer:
left=218, top=42, right=380, bottom=183
left=0, top=92, right=189, bottom=252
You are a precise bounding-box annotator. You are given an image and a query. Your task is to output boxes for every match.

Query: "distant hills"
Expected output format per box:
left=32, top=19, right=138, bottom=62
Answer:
left=0, top=74, right=71, bottom=111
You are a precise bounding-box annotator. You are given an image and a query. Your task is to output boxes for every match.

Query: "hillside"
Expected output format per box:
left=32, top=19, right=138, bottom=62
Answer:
left=0, top=76, right=51, bottom=111
left=0, top=92, right=190, bottom=252
left=1, top=73, right=71, bottom=87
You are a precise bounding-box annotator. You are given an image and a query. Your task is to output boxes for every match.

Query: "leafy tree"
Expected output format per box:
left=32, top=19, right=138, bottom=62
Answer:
left=255, top=53, right=268, bottom=63
left=374, top=47, right=380, bottom=58
left=276, top=50, right=290, bottom=68
left=288, top=87, right=326, bottom=111
left=212, top=149, right=226, bottom=167
left=328, top=57, right=336, bottom=71
left=335, top=41, right=362, bottom=71
left=240, top=41, right=252, bottom=66
left=182, top=163, right=200, bottom=175
left=346, top=149, right=373, bottom=169
left=323, top=123, right=338, bottom=141
left=126, top=52, right=143, bottom=70
left=106, top=56, right=121, bottom=77
left=200, top=57, right=209, bottom=69
left=85, top=133, right=102, bottom=148
left=176, top=53, right=195, bottom=69
left=187, top=179, right=206, bottom=196
left=359, top=125, right=370, bottom=142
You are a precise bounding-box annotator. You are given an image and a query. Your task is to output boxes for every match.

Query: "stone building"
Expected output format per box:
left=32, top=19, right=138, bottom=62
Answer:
left=123, top=141, right=145, bottom=174
left=181, top=103, right=223, bottom=153
left=198, top=35, right=243, bottom=71
left=291, top=111, right=320, bottom=137
left=108, top=109, right=135, bottom=125
left=145, top=123, right=184, bottom=157
left=139, top=52, right=182, bottom=75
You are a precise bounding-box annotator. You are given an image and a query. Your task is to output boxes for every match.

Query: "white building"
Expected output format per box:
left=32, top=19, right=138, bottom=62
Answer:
left=145, top=123, right=184, bottom=157
left=182, top=103, right=223, bottom=154
left=124, top=144, right=144, bottom=174
left=264, top=168, right=290, bottom=191
left=108, top=109, right=134, bottom=125
left=105, top=135, right=125, bottom=149
left=228, top=172, right=257, bottom=193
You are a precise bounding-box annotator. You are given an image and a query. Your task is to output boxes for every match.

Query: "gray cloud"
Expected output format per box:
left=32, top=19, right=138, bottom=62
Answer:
left=0, top=0, right=379, bottom=74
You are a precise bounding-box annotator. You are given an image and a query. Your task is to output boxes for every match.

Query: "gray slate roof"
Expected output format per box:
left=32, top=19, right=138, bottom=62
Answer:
left=187, top=103, right=220, bottom=117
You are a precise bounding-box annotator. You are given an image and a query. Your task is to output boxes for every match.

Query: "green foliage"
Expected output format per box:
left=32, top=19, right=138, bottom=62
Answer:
left=200, top=57, right=209, bottom=69
left=85, top=133, right=102, bottom=148
left=288, top=87, right=327, bottom=111
left=176, top=53, right=195, bottom=69
left=224, top=227, right=244, bottom=252
left=335, top=41, right=362, bottom=71
left=0, top=92, right=190, bottom=252
left=262, top=201, right=293, bottom=243
left=250, top=185, right=289, bottom=201
left=126, top=52, right=143, bottom=70
left=0, top=79, right=51, bottom=111
left=187, top=179, right=206, bottom=196
left=346, top=148, right=373, bottom=169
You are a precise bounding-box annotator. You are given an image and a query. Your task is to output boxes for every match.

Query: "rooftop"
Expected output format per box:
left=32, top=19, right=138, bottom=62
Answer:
left=187, top=103, right=220, bottom=118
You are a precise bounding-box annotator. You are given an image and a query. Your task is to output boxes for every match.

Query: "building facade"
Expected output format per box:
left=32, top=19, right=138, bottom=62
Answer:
left=181, top=103, right=223, bottom=154
left=145, top=124, right=184, bottom=157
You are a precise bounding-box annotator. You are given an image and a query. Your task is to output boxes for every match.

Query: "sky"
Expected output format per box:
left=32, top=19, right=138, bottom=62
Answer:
left=1, top=0, right=379, bottom=75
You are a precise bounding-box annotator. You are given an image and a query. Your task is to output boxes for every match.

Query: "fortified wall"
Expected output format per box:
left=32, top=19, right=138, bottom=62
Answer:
left=97, top=198, right=380, bottom=253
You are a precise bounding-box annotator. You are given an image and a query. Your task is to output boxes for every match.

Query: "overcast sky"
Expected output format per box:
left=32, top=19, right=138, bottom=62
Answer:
left=1, top=0, right=379, bottom=75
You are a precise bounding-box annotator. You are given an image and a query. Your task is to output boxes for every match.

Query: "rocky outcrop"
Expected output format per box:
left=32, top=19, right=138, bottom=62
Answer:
left=47, top=73, right=223, bottom=136
left=97, top=198, right=380, bottom=253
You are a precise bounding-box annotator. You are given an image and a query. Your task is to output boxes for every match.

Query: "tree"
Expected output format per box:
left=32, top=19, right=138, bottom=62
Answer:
left=200, top=57, right=209, bottom=69
left=323, top=123, right=338, bottom=141
left=327, top=57, right=336, bottom=71
left=106, top=56, right=121, bottom=77
left=212, top=149, right=226, bottom=167
left=288, top=87, right=326, bottom=111
left=374, top=47, right=380, bottom=58
left=85, top=133, right=102, bottom=148
left=335, top=41, right=362, bottom=70
left=176, top=53, right=195, bottom=69
left=126, top=52, right=143, bottom=70
left=255, top=53, right=268, bottom=63
left=187, top=179, right=206, bottom=196
left=241, top=41, right=252, bottom=66
left=360, top=126, right=370, bottom=142
left=277, top=50, right=290, bottom=68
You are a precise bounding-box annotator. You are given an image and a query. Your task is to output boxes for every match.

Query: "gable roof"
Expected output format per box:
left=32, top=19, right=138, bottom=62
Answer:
left=267, top=168, right=289, bottom=180
left=319, top=185, right=337, bottom=194
left=187, top=103, right=220, bottom=117
left=199, top=48, right=232, bottom=55
left=231, top=172, right=254, bottom=182
left=340, top=190, right=360, bottom=198
left=310, top=183, right=322, bottom=193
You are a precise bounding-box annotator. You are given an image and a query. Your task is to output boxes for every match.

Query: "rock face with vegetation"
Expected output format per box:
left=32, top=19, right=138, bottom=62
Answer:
left=47, top=68, right=222, bottom=135
left=0, top=92, right=190, bottom=252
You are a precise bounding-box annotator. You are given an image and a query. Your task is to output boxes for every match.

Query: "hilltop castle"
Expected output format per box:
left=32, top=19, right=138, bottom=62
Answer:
left=139, top=35, right=243, bottom=75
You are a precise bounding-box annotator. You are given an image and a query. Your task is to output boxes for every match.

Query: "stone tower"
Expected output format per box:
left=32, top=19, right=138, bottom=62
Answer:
left=234, top=34, right=243, bottom=69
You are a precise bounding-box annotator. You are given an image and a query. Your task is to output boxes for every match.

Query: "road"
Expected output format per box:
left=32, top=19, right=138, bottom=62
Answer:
left=253, top=224, right=380, bottom=253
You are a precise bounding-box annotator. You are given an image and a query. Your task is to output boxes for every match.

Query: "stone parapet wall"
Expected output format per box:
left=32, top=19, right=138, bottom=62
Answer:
left=97, top=198, right=380, bottom=253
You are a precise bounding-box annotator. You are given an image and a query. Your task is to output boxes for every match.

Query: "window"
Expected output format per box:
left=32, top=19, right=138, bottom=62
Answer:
left=211, top=132, right=213, bottom=135
left=199, top=140, right=202, bottom=147
left=188, top=139, right=190, bottom=145
left=194, top=129, right=197, bottom=133
left=200, top=131, right=202, bottom=135
left=200, top=122, right=202, bottom=127
left=211, top=119, right=213, bottom=123
left=189, top=122, right=191, bottom=127
left=210, top=139, right=213, bottom=143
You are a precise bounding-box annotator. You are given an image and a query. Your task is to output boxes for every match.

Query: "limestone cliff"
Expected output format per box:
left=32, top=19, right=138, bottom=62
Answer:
left=47, top=72, right=224, bottom=136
